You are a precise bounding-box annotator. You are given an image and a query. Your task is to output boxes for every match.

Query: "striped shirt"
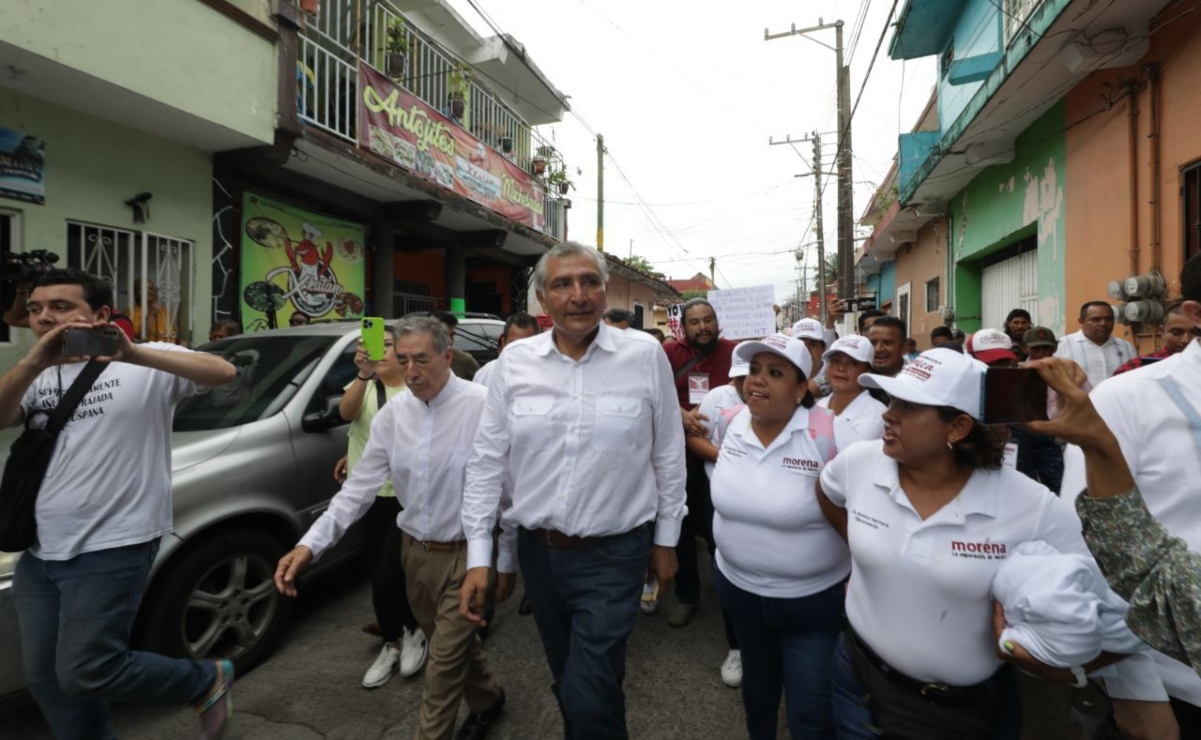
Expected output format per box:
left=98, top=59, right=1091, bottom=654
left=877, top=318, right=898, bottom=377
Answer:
left=1054, top=331, right=1137, bottom=388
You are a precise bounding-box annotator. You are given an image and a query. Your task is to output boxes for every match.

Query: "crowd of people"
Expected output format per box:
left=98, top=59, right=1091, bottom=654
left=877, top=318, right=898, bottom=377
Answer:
left=5, top=243, right=1201, bottom=740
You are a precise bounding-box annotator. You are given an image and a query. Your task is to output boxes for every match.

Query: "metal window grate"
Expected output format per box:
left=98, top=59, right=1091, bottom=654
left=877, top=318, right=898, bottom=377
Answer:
left=66, top=221, right=195, bottom=345
left=925, top=277, right=941, bottom=314
left=1184, top=161, right=1201, bottom=262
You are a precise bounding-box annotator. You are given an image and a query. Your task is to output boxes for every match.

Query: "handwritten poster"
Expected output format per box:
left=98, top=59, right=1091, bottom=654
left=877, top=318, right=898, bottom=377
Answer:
left=707, top=285, right=776, bottom=340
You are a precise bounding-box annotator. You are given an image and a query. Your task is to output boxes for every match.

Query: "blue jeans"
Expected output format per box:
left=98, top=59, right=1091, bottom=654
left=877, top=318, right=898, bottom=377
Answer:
left=14, top=540, right=217, bottom=740
left=518, top=525, right=651, bottom=740
left=830, top=634, right=1021, bottom=740
left=713, top=564, right=844, bottom=740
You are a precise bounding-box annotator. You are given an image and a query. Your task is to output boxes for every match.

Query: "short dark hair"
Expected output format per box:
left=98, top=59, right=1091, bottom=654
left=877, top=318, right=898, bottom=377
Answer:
left=33, top=268, right=113, bottom=311
left=602, top=308, right=635, bottom=324
left=1005, top=308, right=1032, bottom=324
left=212, top=319, right=242, bottom=336
left=939, top=341, right=965, bottom=353
left=931, top=326, right=954, bottom=342
left=936, top=408, right=1008, bottom=471
left=1079, top=301, right=1113, bottom=319
left=645, top=327, right=665, bottom=340
left=1182, top=251, right=1201, bottom=303
left=680, top=297, right=716, bottom=322
left=428, top=310, right=458, bottom=328
left=857, top=309, right=885, bottom=333
left=503, top=312, right=541, bottom=340
left=868, top=315, right=906, bottom=338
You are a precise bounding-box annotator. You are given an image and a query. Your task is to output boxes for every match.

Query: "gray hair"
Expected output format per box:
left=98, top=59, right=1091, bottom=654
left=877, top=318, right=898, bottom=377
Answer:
left=393, top=316, right=451, bottom=354
left=532, top=241, right=609, bottom=293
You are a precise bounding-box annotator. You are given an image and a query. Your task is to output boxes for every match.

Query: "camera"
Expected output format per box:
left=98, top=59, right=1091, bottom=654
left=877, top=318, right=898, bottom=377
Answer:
left=0, top=250, right=60, bottom=285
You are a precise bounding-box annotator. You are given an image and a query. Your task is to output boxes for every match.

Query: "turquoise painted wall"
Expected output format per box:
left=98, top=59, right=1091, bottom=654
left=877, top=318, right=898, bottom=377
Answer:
left=876, top=260, right=897, bottom=308
left=949, top=102, right=1067, bottom=334
left=937, top=1, right=999, bottom=131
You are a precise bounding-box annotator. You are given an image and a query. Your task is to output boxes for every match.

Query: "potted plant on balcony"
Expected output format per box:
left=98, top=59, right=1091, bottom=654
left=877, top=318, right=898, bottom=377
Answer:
left=547, top=168, right=574, bottom=196
left=447, top=63, right=470, bottom=119
left=386, top=19, right=409, bottom=80
left=498, top=127, right=513, bottom=154
left=531, top=143, right=554, bottom=176
left=300, top=0, right=320, bottom=15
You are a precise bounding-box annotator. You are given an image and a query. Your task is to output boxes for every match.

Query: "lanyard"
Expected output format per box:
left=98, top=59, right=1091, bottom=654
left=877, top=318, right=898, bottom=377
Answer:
left=1157, top=375, right=1201, bottom=457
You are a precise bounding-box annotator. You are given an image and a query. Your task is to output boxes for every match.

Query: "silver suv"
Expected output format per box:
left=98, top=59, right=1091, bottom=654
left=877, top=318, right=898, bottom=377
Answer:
left=0, top=324, right=364, bottom=699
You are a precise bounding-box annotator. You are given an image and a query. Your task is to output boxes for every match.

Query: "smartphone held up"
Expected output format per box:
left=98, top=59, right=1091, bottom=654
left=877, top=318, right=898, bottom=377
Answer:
left=361, top=317, right=386, bottom=361
left=982, top=367, right=1050, bottom=425
left=63, top=325, right=123, bottom=358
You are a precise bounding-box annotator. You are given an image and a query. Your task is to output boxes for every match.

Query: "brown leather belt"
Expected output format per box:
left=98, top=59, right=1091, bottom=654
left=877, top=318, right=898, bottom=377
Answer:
left=405, top=534, right=465, bottom=552
left=524, top=525, right=648, bottom=548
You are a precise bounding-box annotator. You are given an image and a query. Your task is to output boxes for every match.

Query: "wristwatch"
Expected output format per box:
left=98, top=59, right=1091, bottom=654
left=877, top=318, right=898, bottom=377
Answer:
left=1068, top=665, right=1088, bottom=688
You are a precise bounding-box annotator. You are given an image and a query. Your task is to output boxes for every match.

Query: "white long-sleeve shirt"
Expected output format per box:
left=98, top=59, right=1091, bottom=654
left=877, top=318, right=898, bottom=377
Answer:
left=298, top=375, right=512, bottom=567
left=462, top=322, right=687, bottom=570
left=1054, top=330, right=1136, bottom=388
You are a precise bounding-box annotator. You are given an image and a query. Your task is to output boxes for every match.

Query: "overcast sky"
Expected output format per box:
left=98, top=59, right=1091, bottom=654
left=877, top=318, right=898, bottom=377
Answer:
left=449, top=0, right=936, bottom=303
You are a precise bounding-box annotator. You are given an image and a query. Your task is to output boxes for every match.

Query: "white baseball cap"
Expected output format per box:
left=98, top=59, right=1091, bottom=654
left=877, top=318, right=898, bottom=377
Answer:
left=735, top=333, right=813, bottom=379
left=822, top=335, right=873, bottom=365
left=729, top=347, right=751, bottom=378
left=858, top=347, right=987, bottom=420
left=966, top=328, right=1018, bottom=365
left=791, top=318, right=825, bottom=343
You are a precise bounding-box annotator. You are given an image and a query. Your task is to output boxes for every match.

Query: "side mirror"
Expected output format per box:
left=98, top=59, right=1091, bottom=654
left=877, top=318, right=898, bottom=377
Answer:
left=302, top=394, right=346, bottom=433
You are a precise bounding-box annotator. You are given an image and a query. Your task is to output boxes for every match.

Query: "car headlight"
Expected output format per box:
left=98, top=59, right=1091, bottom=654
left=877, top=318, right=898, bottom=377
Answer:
left=0, top=550, right=21, bottom=580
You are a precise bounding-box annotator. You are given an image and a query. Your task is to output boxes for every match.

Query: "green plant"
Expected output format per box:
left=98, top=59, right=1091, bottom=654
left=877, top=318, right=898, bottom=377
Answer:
left=386, top=19, right=409, bottom=54
left=546, top=168, right=574, bottom=191
left=448, top=62, right=471, bottom=100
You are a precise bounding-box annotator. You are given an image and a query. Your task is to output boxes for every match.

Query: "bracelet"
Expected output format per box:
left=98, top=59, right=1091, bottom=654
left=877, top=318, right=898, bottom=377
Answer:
left=356, top=373, right=374, bottom=381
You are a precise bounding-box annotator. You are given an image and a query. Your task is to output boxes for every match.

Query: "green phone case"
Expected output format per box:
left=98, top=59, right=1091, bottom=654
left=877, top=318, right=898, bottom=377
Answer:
left=361, top=317, right=386, bottom=361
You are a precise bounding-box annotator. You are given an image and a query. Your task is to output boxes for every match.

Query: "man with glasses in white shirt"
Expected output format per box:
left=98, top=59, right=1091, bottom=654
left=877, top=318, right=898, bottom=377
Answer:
left=275, top=316, right=508, bottom=740
left=1055, top=301, right=1136, bottom=388
left=459, top=241, right=686, bottom=740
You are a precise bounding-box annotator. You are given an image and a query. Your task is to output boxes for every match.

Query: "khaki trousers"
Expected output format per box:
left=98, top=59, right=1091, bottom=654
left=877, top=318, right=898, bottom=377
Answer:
left=401, top=535, right=503, bottom=740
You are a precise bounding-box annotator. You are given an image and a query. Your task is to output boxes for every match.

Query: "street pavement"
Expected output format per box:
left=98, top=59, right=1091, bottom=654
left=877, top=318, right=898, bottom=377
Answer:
left=3, top=551, right=752, bottom=739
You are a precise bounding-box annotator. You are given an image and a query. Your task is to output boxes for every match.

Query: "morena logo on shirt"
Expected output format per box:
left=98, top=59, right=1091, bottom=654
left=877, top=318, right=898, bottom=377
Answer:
left=781, top=456, right=820, bottom=473
left=950, top=540, right=1008, bottom=559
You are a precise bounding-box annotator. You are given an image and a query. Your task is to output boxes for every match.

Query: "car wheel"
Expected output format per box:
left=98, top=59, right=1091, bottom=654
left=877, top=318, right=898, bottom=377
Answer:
left=138, top=529, right=293, bottom=674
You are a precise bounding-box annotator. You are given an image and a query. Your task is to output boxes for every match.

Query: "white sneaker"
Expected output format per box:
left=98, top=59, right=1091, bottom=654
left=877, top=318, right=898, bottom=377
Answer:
left=721, top=649, right=742, bottom=688
left=362, top=643, right=400, bottom=689
left=399, top=627, right=428, bottom=677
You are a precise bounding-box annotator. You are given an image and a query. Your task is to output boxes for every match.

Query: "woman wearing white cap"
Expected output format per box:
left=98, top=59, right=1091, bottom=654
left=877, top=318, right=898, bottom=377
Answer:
left=816, top=335, right=886, bottom=445
left=816, top=348, right=1131, bottom=740
left=793, top=318, right=833, bottom=398
left=710, top=333, right=847, bottom=739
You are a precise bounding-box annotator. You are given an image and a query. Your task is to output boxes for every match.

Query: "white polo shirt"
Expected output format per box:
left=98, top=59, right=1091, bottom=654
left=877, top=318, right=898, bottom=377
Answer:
left=1062, top=338, right=1201, bottom=704
left=818, top=391, right=886, bottom=445
left=820, top=439, right=1089, bottom=686
left=696, top=383, right=743, bottom=479
left=712, top=406, right=849, bottom=599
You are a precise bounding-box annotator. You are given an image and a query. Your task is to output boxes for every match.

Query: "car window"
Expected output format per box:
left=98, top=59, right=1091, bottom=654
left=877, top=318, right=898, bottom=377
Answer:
left=174, top=336, right=338, bottom=432
left=455, top=322, right=500, bottom=352
left=305, top=342, right=358, bottom=414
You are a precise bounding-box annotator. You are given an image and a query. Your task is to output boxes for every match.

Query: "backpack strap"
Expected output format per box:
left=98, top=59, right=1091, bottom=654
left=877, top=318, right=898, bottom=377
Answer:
left=374, top=379, right=386, bottom=410
left=46, top=361, right=106, bottom=434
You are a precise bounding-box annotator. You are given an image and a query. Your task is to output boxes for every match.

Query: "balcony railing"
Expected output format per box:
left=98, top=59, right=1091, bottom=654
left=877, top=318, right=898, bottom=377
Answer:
left=1003, top=0, right=1042, bottom=45
left=298, top=0, right=568, bottom=239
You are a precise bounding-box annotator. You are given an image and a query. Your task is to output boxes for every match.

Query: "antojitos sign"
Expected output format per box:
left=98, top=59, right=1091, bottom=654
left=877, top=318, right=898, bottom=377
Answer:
left=358, top=63, right=546, bottom=232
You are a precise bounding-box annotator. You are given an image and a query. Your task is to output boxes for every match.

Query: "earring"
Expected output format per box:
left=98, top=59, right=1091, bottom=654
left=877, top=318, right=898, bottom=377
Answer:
left=947, top=440, right=955, bottom=450
left=796, top=398, right=803, bottom=407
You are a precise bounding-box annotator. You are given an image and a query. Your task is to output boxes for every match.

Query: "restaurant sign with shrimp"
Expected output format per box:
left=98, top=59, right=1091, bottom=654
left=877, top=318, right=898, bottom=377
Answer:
left=240, top=192, right=366, bottom=330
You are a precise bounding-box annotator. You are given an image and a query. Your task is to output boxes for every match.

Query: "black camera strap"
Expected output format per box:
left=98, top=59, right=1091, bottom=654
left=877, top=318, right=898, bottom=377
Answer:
left=45, top=361, right=106, bottom=434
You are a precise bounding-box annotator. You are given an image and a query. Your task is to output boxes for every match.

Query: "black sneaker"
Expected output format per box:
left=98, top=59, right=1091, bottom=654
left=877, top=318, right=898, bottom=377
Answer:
left=455, top=688, right=506, bottom=740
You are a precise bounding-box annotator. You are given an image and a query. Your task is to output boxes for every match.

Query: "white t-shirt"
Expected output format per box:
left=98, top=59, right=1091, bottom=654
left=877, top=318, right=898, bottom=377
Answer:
left=712, top=406, right=849, bottom=599
left=19, top=345, right=204, bottom=560
left=818, top=391, right=886, bottom=446
left=695, top=383, right=743, bottom=479
left=820, top=439, right=1089, bottom=686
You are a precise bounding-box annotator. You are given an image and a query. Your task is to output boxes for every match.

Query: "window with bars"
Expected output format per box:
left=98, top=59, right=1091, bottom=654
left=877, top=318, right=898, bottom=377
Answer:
left=925, top=276, right=941, bottom=314
left=1003, top=0, right=1042, bottom=45
left=66, top=221, right=195, bottom=345
left=1185, top=161, right=1201, bottom=262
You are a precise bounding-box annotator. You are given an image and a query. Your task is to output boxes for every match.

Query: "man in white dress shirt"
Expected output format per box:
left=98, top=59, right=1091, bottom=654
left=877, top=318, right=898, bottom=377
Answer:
left=275, top=316, right=508, bottom=740
left=1055, top=301, right=1137, bottom=388
left=459, top=241, right=687, bottom=740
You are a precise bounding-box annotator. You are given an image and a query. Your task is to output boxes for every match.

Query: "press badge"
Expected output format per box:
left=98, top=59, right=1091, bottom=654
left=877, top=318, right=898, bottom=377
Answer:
left=688, top=373, right=710, bottom=405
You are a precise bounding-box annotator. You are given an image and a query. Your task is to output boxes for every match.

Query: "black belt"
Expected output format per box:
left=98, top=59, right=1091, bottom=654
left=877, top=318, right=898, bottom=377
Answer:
left=521, top=522, right=649, bottom=548
left=846, top=624, right=1010, bottom=709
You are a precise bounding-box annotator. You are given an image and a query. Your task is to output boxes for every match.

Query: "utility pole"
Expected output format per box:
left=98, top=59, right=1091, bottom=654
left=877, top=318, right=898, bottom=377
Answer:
left=812, top=133, right=827, bottom=320
left=768, top=132, right=829, bottom=322
left=596, top=134, right=605, bottom=251
left=766, top=18, right=854, bottom=302
left=709, top=256, right=716, bottom=288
